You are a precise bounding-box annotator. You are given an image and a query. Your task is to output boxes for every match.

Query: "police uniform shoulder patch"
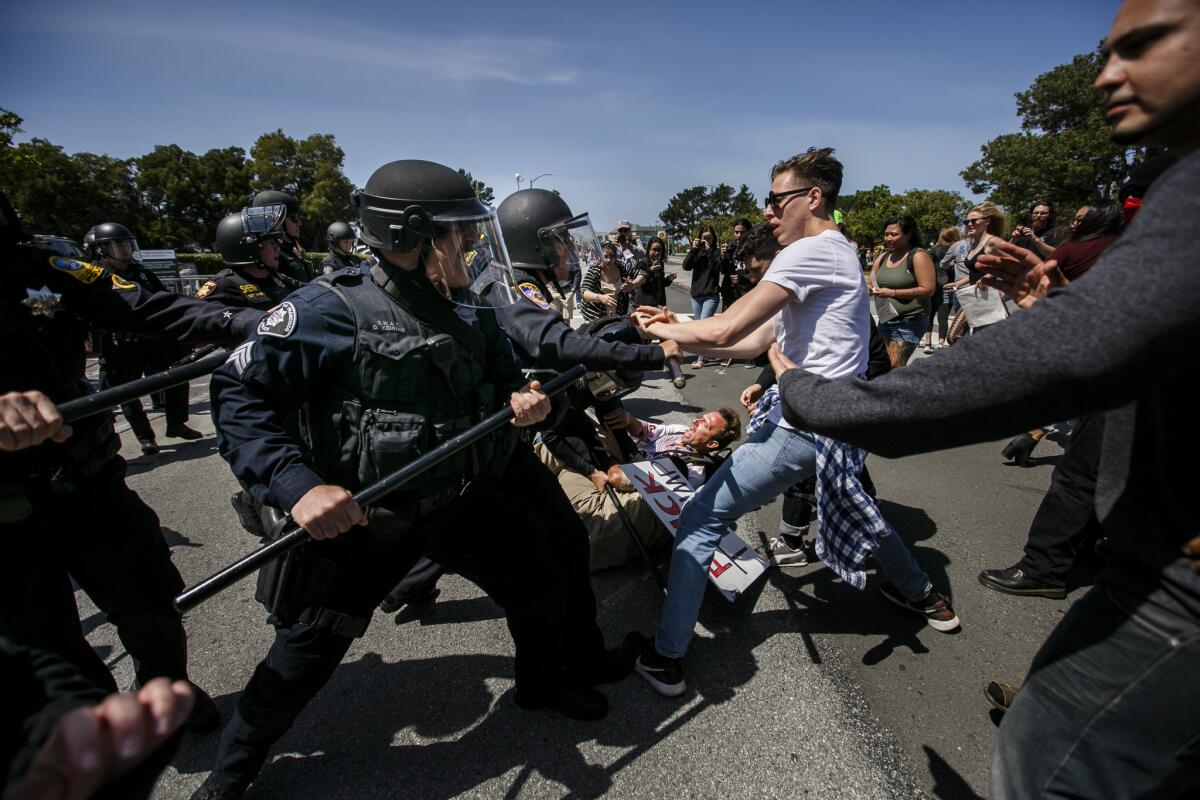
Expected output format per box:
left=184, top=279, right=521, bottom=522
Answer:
left=111, top=273, right=136, bottom=290
left=48, top=256, right=104, bottom=285
left=239, top=284, right=267, bottom=300
left=196, top=280, right=218, bottom=299
left=225, top=340, right=256, bottom=376
left=257, top=301, right=297, bottom=338
left=517, top=282, right=551, bottom=310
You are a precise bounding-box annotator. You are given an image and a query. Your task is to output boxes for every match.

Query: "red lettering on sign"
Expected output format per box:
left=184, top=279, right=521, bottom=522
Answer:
left=634, top=470, right=666, bottom=494
left=654, top=497, right=681, bottom=516
left=710, top=559, right=732, bottom=578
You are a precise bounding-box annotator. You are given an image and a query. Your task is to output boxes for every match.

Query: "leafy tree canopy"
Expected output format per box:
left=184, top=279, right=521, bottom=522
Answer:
left=961, top=51, right=1142, bottom=213
left=457, top=168, right=495, bottom=204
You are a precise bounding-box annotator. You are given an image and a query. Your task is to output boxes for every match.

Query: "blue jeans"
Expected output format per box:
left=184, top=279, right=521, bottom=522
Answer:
left=654, top=422, right=931, bottom=659
left=691, top=294, right=719, bottom=320
left=991, top=583, right=1200, bottom=798
left=689, top=295, right=719, bottom=364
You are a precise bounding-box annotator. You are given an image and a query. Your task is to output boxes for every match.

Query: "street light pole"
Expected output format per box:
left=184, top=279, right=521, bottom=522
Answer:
left=514, top=173, right=522, bottom=191
left=529, top=173, right=553, bottom=188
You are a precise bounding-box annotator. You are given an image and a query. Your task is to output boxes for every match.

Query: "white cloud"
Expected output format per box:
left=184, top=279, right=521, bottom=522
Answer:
left=6, top=4, right=579, bottom=86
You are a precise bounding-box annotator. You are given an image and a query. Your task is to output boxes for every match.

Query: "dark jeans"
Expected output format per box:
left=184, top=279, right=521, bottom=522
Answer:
left=992, top=583, right=1200, bottom=798
left=211, top=447, right=605, bottom=789
left=1017, top=414, right=1104, bottom=584
left=0, top=458, right=188, bottom=693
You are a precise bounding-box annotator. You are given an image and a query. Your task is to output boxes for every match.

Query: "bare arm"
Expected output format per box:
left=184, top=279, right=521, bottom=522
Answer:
left=867, top=254, right=882, bottom=292
left=641, top=281, right=790, bottom=353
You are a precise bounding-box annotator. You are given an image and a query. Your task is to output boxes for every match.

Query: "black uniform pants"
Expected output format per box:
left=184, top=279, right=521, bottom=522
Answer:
left=0, top=458, right=188, bottom=694
left=211, top=453, right=602, bottom=788
left=1017, top=414, right=1104, bottom=584
left=100, top=342, right=189, bottom=441
left=382, top=446, right=608, bottom=669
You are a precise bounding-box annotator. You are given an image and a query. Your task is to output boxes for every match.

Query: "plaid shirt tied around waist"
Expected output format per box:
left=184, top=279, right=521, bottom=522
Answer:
left=749, top=387, right=891, bottom=589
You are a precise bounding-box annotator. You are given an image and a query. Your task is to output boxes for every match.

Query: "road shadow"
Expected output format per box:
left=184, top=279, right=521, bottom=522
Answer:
left=170, top=637, right=767, bottom=800
left=924, top=745, right=984, bottom=800
left=621, top=397, right=703, bottom=419
left=124, top=439, right=219, bottom=476
left=875, top=499, right=955, bottom=598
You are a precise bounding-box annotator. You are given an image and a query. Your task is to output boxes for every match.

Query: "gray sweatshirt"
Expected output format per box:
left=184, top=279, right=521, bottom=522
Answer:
left=778, top=150, right=1200, bottom=620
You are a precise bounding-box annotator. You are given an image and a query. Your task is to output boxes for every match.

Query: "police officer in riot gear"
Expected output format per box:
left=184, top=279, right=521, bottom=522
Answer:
left=491, top=188, right=679, bottom=370
left=320, top=220, right=361, bottom=274
left=377, top=190, right=682, bottom=613
left=198, top=205, right=302, bottom=309
left=84, top=223, right=202, bottom=453
left=191, top=160, right=625, bottom=800
left=251, top=189, right=312, bottom=281
left=0, top=190, right=264, bottom=733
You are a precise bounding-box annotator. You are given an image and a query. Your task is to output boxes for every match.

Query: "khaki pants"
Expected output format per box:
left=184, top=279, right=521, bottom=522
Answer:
left=535, top=444, right=668, bottom=571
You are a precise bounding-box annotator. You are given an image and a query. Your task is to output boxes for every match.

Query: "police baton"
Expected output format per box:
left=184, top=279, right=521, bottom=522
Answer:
left=603, top=485, right=667, bottom=594
left=58, top=347, right=230, bottom=424
left=174, top=365, right=587, bottom=613
left=666, top=356, right=686, bottom=389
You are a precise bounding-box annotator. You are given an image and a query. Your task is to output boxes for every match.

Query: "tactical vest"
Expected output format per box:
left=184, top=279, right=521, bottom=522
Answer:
left=301, top=269, right=497, bottom=507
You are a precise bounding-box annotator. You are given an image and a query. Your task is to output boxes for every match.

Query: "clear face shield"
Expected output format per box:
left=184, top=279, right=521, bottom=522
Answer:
left=541, top=213, right=602, bottom=294
left=420, top=208, right=519, bottom=309
left=101, top=237, right=141, bottom=265
left=243, top=204, right=287, bottom=236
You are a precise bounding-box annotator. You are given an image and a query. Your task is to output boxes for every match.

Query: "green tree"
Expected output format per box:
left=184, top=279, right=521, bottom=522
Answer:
left=249, top=130, right=355, bottom=250
left=659, top=185, right=709, bottom=234
left=0, top=126, right=143, bottom=240
left=840, top=185, right=967, bottom=246
left=840, top=185, right=901, bottom=246
left=961, top=52, right=1139, bottom=213
left=731, top=184, right=758, bottom=218
left=457, top=168, right=495, bottom=204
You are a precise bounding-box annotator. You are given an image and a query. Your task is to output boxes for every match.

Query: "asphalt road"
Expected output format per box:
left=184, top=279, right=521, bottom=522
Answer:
left=76, top=267, right=1086, bottom=799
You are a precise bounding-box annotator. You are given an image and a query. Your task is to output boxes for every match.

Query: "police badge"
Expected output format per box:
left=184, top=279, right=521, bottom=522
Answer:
left=22, top=286, right=63, bottom=318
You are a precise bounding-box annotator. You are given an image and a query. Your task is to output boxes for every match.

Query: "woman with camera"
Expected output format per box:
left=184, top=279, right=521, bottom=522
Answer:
left=681, top=225, right=722, bottom=368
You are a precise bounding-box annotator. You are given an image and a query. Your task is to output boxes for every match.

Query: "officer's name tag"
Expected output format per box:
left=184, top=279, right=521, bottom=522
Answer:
left=621, top=457, right=768, bottom=602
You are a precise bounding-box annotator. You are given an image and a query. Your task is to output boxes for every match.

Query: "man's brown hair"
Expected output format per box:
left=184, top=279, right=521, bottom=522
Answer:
left=714, top=407, right=742, bottom=448
left=770, top=147, right=844, bottom=213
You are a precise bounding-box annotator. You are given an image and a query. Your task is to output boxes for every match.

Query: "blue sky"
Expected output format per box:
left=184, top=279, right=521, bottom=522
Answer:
left=2, top=0, right=1119, bottom=231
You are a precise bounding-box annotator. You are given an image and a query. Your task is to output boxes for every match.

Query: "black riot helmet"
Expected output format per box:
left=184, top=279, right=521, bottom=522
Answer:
left=352, top=160, right=519, bottom=309
left=214, top=205, right=285, bottom=267
left=353, top=160, right=489, bottom=252
left=252, top=190, right=300, bottom=217
left=496, top=189, right=603, bottom=286
left=84, top=221, right=140, bottom=264
left=326, top=221, right=356, bottom=249
left=0, top=190, right=23, bottom=251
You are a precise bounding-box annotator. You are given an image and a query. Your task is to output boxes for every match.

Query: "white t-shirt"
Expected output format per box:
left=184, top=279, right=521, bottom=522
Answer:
left=761, top=229, right=869, bottom=427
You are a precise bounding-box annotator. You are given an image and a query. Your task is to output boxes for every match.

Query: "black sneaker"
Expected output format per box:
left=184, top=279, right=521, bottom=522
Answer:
left=514, top=684, right=608, bottom=720
left=229, top=491, right=265, bottom=538
left=379, top=585, right=440, bottom=615
left=138, top=439, right=159, bottom=456
left=767, top=533, right=809, bottom=567
left=167, top=424, right=204, bottom=440
left=634, top=640, right=687, bottom=697
left=879, top=583, right=961, bottom=632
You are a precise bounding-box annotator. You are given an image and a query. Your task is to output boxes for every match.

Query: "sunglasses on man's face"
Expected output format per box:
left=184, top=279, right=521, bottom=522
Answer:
left=764, top=186, right=814, bottom=210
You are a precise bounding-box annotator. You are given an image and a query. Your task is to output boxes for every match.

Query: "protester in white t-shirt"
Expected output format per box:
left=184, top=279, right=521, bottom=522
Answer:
left=631, top=148, right=956, bottom=699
